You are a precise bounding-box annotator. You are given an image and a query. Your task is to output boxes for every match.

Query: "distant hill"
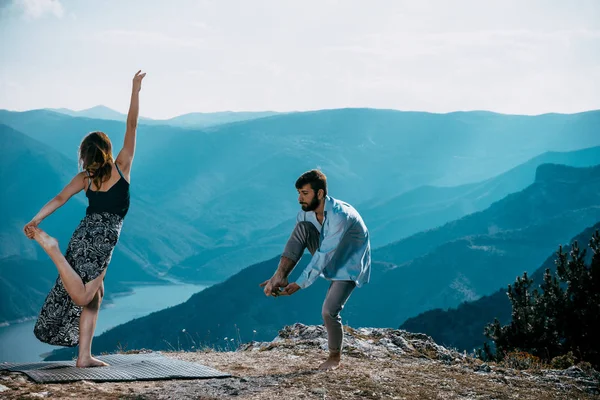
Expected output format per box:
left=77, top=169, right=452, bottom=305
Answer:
left=0, top=124, right=166, bottom=323
left=373, top=163, right=600, bottom=268
left=360, top=145, right=600, bottom=247
left=163, top=111, right=281, bottom=128
left=3, top=108, right=600, bottom=283
left=169, top=146, right=600, bottom=282
left=48, top=106, right=280, bottom=128
left=0, top=257, right=57, bottom=324
left=399, top=222, right=600, bottom=352
left=47, top=106, right=140, bottom=122
left=0, top=256, right=134, bottom=325
left=45, top=164, right=600, bottom=360
left=0, top=123, right=211, bottom=273
left=0, top=123, right=87, bottom=259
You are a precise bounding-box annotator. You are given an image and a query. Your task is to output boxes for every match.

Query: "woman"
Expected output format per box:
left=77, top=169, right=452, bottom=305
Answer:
left=23, top=70, right=146, bottom=368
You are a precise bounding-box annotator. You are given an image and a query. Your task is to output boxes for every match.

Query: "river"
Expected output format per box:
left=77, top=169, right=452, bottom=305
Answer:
left=0, top=283, right=208, bottom=362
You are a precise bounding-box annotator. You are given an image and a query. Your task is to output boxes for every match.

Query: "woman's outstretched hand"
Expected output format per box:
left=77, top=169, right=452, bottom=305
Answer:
left=132, top=70, right=146, bottom=93
left=23, top=219, right=40, bottom=239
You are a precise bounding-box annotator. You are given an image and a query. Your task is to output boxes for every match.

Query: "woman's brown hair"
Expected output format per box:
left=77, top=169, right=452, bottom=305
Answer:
left=79, top=131, right=113, bottom=191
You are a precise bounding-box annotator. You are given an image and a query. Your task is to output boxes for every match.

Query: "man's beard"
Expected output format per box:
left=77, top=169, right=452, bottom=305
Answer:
left=300, top=196, right=320, bottom=212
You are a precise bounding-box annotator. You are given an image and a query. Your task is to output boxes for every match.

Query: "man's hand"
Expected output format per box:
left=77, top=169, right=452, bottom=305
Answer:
left=132, top=70, right=146, bottom=93
left=259, top=275, right=288, bottom=297
left=279, top=283, right=301, bottom=296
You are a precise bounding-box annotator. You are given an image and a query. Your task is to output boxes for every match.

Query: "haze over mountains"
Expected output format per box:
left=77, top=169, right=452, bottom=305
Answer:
left=400, top=221, right=600, bottom=353
left=47, top=105, right=281, bottom=129
left=2, top=106, right=599, bottom=361
left=0, top=124, right=163, bottom=323
left=2, top=108, right=599, bottom=285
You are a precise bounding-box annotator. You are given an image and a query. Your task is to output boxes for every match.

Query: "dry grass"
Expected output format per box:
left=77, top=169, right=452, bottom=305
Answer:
left=1, top=347, right=597, bottom=399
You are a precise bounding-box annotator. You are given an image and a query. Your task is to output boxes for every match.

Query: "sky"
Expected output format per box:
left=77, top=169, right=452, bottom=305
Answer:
left=1, top=0, right=599, bottom=119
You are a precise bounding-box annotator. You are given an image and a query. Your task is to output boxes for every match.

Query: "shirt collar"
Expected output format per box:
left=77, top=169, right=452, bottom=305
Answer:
left=324, top=195, right=333, bottom=217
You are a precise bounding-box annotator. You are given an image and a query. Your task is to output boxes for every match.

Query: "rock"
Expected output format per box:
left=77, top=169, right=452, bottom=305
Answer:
left=251, top=323, right=465, bottom=362
left=563, top=366, right=585, bottom=378
left=29, top=392, right=50, bottom=398
left=475, top=363, right=491, bottom=373
left=0, top=384, right=9, bottom=392
left=278, top=324, right=327, bottom=341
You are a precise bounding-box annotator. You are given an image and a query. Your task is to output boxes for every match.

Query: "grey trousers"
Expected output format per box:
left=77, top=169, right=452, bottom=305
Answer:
left=282, top=221, right=356, bottom=353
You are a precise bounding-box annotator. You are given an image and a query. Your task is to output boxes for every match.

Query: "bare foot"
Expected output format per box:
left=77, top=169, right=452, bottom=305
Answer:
left=318, top=353, right=341, bottom=370
left=76, top=356, right=109, bottom=368
left=32, top=228, right=59, bottom=252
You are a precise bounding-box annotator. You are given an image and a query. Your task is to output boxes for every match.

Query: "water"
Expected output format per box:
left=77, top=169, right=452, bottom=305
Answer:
left=0, top=283, right=208, bottom=362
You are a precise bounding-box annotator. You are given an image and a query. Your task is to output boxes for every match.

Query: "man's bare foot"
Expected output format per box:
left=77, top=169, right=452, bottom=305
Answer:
left=76, top=356, right=109, bottom=368
left=32, top=228, right=59, bottom=252
left=318, top=353, right=341, bottom=370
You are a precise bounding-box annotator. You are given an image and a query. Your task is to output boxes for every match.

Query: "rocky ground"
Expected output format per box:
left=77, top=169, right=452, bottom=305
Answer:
left=1, top=324, right=598, bottom=399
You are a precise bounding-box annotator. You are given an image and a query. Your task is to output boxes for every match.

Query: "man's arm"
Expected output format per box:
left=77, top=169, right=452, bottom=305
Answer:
left=260, top=212, right=307, bottom=296
left=273, top=256, right=297, bottom=280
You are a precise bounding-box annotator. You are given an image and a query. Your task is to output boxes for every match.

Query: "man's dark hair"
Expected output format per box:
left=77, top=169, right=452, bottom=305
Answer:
left=295, top=169, right=327, bottom=196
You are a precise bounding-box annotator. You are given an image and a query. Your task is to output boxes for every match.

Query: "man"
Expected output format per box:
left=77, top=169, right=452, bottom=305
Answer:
left=260, top=169, right=371, bottom=370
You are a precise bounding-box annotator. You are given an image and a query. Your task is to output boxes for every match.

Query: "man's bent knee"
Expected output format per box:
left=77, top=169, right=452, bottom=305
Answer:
left=297, top=221, right=320, bottom=239
left=297, top=221, right=314, bottom=231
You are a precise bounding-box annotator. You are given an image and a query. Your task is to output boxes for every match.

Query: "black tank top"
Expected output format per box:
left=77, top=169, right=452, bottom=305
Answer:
left=85, top=163, right=130, bottom=218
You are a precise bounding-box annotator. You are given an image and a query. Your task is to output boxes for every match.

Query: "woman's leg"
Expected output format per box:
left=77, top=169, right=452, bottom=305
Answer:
left=76, top=281, right=108, bottom=368
left=31, top=227, right=105, bottom=306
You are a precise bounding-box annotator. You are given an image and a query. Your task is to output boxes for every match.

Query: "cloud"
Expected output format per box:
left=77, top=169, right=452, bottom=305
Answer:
left=325, top=29, right=600, bottom=58
left=14, top=0, right=64, bottom=19
left=189, top=21, right=210, bottom=31
left=96, top=30, right=206, bottom=50
left=185, top=69, right=208, bottom=77
left=0, top=79, right=22, bottom=91
left=320, top=28, right=600, bottom=86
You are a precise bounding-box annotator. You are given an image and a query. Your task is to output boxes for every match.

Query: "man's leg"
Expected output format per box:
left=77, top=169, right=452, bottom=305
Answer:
left=320, top=280, right=356, bottom=370
left=263, top=222, right=320, bottom=295
left=281, top=221, right=321, bottom=262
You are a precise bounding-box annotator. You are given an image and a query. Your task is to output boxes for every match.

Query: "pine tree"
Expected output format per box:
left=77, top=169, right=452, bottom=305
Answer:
left=483, top=273, right=536, bottom=360
left=483, top=230, right=600, bottom=368
left=532, top=268, right=563, bottom=360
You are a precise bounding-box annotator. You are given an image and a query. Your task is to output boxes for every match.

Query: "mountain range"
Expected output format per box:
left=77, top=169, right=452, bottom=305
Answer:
left=400, top=221, right=600, bottom=352
left=2, top=108, right=600, bottom=325
left=44, top=163, right=600, bottom=360
left=47, top=105, right=280, bottom=128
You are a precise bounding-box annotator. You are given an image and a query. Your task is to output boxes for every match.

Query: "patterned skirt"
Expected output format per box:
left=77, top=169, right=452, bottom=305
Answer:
left=34, top=212, right=124, bottom=347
